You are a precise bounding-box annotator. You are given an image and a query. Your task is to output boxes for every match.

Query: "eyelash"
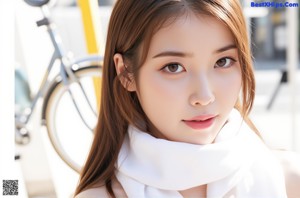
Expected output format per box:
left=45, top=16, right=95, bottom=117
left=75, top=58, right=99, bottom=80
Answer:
left=161, top=62, right=185, bottom=74
left=214, top=57, right=237, bottom=69
left=161, top=57, right=237, bottom=74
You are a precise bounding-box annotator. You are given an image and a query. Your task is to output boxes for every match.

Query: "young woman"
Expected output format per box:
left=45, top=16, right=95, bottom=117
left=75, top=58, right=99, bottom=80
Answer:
left=74, top=0, right=288, bottom=197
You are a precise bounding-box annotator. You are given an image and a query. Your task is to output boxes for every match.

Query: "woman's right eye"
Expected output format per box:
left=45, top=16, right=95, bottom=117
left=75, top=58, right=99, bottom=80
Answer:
left=161, top=63, right=185, bottom=74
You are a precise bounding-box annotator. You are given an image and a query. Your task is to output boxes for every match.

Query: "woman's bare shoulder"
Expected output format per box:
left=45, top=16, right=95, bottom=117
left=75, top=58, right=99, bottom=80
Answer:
left=74, top=179, right=127, bottom=198
left=75, top=186, right=109, bottom=198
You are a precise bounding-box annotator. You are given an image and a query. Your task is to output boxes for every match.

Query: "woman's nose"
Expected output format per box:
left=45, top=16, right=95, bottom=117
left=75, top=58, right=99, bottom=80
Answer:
left=189, top=75, right=215, bottom=106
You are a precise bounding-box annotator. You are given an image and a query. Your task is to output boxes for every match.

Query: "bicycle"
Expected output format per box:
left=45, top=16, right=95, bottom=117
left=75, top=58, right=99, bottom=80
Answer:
left=15, top=0, right=103, bottom=173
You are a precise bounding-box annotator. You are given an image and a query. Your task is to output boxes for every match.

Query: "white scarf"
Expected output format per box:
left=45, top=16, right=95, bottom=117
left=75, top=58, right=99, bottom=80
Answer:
left=116, top=109, right=287, bottom=198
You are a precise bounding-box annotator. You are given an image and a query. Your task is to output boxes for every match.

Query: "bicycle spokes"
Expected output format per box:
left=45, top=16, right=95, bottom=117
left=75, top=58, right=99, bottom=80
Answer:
left=66, top=81, right=98, bottom=132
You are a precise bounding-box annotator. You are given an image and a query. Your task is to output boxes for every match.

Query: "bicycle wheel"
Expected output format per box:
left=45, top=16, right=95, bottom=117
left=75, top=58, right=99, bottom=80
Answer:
left=45, top=65, right=101, bottom=173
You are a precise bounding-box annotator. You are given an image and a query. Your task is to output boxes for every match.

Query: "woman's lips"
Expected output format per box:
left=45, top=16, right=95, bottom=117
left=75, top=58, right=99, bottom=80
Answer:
left=183, top=115, right=217, bottom=130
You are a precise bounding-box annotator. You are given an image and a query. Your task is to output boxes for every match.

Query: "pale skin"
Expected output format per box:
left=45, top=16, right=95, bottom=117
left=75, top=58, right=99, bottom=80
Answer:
left=114, top=13, right=242, bottom=196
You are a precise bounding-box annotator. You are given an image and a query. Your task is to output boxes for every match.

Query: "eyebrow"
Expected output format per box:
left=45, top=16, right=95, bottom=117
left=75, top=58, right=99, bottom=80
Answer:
left=152, top=44, right=237, bottom=59
left=214, top=44, right=237, bottom=53
left=152, top=51, right=192, bottom=58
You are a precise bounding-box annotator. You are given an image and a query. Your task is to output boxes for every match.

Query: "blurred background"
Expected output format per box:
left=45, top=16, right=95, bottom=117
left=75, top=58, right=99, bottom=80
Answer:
left=3, top=0, right=300, bottom=197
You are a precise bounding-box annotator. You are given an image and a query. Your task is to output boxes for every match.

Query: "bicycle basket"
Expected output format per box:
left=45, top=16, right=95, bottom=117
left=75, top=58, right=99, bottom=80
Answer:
left=24, top=0, right=50, bottom=7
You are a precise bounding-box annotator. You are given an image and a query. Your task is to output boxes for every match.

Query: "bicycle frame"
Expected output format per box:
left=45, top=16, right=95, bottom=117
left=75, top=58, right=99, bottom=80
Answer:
left=16, top=5, right=67, bottom=124
left=16, top=0, right=103, bottom=171
left=16, top=5, right=100, bottom=129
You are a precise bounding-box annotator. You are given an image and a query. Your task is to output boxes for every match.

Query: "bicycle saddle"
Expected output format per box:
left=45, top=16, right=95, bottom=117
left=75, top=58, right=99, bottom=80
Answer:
left=24, top=0, right=50, bottom=7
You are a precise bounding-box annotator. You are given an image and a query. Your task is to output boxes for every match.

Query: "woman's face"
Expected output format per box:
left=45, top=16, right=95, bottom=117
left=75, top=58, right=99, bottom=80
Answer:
left=136, top=13, right=242, bottom=144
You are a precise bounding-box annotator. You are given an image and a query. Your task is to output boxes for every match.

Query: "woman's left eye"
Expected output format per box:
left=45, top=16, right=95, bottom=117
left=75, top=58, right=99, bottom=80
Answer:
left=214, top=57, right=236, bottom=68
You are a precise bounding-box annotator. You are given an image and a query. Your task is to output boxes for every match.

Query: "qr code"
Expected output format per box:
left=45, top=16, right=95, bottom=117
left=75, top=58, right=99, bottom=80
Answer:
left=2, top=180, right=18, bottom=196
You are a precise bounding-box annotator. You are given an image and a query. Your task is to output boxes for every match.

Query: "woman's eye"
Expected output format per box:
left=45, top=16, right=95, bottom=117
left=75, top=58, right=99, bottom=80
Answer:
left=214, top=57, right=236, bottom=68
left=162, top=63, right=185, bottom=74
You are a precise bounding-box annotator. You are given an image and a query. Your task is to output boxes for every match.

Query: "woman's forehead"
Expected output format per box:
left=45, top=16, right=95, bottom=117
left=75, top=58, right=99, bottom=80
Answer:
left=147, top=14, right=235, bottom=57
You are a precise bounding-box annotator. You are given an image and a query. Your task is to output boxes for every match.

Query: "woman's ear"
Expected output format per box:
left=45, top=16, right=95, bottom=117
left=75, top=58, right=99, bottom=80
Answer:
left=113, top=53, right=136, bottom=92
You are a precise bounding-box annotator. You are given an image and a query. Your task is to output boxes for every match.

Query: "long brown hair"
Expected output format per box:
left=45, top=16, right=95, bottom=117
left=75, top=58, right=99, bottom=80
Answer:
left=75, top=0, right=257, bottom=197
